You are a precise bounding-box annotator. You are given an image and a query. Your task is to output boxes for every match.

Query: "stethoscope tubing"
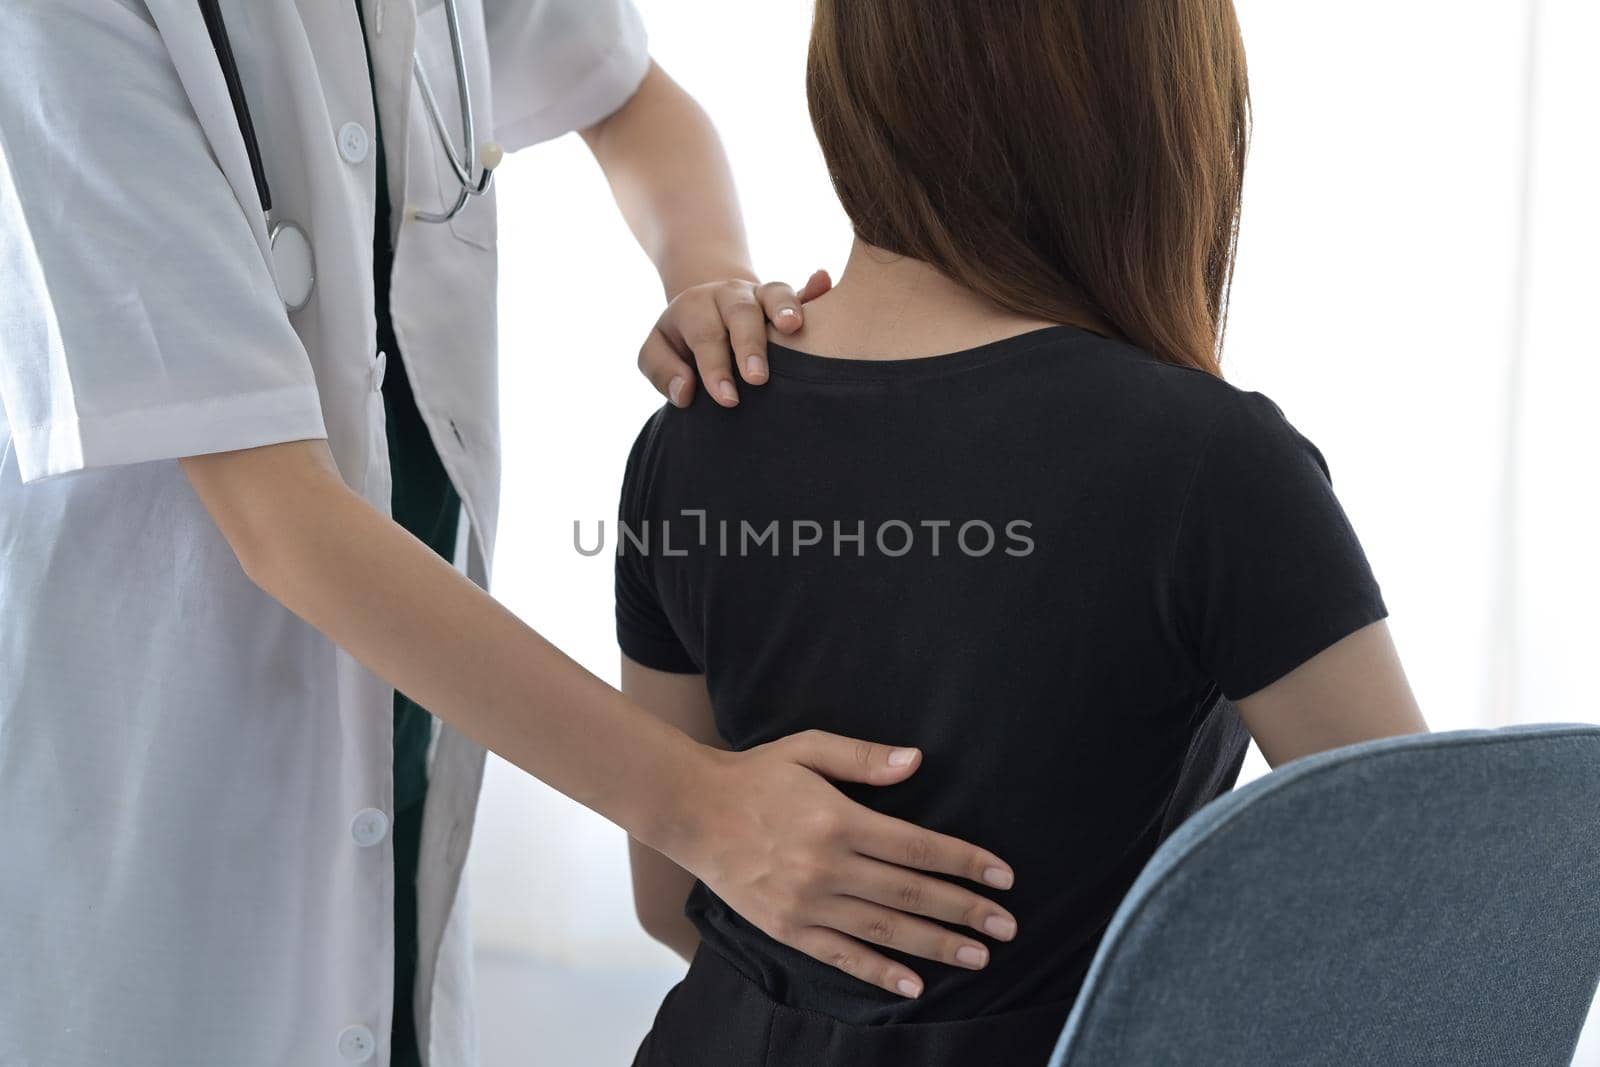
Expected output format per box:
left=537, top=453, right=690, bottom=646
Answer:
left=194, top=0, right=498, bottom=309
left=199, top=0, right=496, bottom=231
left=198, top=0, right=318, bottom=311
left=197, top=0, right=274, bottom=215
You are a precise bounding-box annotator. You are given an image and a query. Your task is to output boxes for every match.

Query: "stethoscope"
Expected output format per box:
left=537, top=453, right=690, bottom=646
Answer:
left=196, top=0, right=502, bottom=312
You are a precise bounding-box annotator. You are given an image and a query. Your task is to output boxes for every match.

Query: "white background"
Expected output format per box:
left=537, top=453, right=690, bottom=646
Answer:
left=468, top=1, right=1600, bottom=1062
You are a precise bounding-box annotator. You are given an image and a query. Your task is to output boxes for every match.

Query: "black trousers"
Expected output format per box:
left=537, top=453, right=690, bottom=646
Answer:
left=633, top=946, right=1073, bottom=1067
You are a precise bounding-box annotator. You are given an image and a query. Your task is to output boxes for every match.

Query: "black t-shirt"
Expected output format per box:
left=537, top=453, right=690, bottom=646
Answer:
left=615, top=324, right=1387, bottom=1025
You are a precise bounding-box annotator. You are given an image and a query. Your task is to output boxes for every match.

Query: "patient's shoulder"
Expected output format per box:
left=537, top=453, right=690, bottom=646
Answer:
left=1026, top=328, right=1271, bottom=435
left=618, top=395, right=721, bottom=514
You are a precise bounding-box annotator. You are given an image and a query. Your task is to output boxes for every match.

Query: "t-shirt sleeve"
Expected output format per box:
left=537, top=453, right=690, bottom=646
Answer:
left=482, top=0, right=651, bottom=152
left=0, top=0, right=326, bottom=485
left=615, top=412, right=701, bottom=674
left=1169, top=389, right=1389, bottom=700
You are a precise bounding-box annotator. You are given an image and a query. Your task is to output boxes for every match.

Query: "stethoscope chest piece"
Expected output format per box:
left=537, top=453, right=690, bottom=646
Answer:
left=269, top=220, right=315, bottom=312
left=201, top=0, right=488, bottom=311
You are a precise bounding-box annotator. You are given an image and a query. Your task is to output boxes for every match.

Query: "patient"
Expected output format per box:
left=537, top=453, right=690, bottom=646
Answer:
left=616, top=1, right=1428, bottom=1064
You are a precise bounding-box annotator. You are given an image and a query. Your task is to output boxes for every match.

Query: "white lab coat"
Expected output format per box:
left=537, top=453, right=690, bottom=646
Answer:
left=0, top=1, right=648, bottom=1064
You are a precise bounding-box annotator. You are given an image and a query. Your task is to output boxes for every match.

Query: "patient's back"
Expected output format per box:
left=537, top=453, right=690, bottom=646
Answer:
left=615, top=324, right=1386, bottom=1024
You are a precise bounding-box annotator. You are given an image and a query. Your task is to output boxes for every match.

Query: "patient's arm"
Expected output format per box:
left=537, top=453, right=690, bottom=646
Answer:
left=1234, top=619, right=1428, bottom=767
left=622, top=657, right=723, bottom=962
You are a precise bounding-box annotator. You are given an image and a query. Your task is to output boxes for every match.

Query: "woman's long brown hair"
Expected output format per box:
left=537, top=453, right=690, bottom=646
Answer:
left=807, top=0, right=1250, bottom=376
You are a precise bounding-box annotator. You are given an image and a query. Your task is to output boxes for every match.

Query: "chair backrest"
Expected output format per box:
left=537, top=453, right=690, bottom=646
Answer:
left=1049, top=725, right=1600, bottom=1067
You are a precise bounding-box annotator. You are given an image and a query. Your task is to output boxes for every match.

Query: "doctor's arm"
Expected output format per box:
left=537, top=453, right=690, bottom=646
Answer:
left=621, top=660, right=719, bottom=962
left=580, top=61, right=827, bottom=409
left=181, top=439, right=1017, bottom=998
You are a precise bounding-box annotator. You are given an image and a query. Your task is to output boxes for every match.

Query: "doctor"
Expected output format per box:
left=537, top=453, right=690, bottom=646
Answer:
left=0, top=2, right=1020, bottom=1066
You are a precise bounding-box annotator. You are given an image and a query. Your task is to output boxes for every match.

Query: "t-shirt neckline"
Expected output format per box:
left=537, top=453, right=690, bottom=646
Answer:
left=763, top=324, right=1090, bottom=382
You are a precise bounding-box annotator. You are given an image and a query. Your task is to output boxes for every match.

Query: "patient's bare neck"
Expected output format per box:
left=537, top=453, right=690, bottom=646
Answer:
left=772, top=238, right=1061, bottom=360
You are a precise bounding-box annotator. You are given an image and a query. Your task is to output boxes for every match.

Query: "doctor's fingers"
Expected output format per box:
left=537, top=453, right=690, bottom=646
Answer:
left=650, top=287, right=742, bottom=408
left=756, top=270, right=833, bottom=331
left=786, top=927, right=927, bottom=1000
left=685, top=324, right=740, bottom=408
left=714, top=283, right=773, bottom=388
left=849, top=810, right=1017, bottom=894
left=836, top=856, right=1018, bottom=944
left=638, top=327, right=699, bottom=408
left=745, top=272, right=831, bottom=382
left=814, top=896, right=998, bottom=975
left=794, top=268, right=835, bottom=306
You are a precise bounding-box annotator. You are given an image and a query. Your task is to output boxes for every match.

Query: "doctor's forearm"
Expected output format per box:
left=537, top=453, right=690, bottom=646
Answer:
left=181, top=440, right=704, bottom=845
left=581, top=61, right=755, bottom=298
left=183, top=442, right=1021, bottom=999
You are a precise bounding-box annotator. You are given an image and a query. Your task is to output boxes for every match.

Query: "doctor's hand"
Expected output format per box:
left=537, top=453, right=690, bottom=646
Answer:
left=639, top=270, right=833, bottom=409
left=664, top=731, right=1018, bottom=999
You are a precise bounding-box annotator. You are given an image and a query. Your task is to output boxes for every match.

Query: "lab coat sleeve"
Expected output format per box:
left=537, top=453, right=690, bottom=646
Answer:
left=482, top=0, right=652, bottom=152
left=0, top=0, right=326, bottom=485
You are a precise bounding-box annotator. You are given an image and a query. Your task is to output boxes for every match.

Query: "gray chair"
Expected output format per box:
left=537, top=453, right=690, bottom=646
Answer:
left=1048, top=724, right=1600, bottom=1067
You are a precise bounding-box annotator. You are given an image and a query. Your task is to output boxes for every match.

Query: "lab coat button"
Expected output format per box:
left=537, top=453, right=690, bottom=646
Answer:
left=350, top=808, right=389, bottom=848
left=372, top=350, right=387, bottom=392
left=338, top=122, right=371, bottom=165
left=336, top=1024, right=376, bottom=1062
